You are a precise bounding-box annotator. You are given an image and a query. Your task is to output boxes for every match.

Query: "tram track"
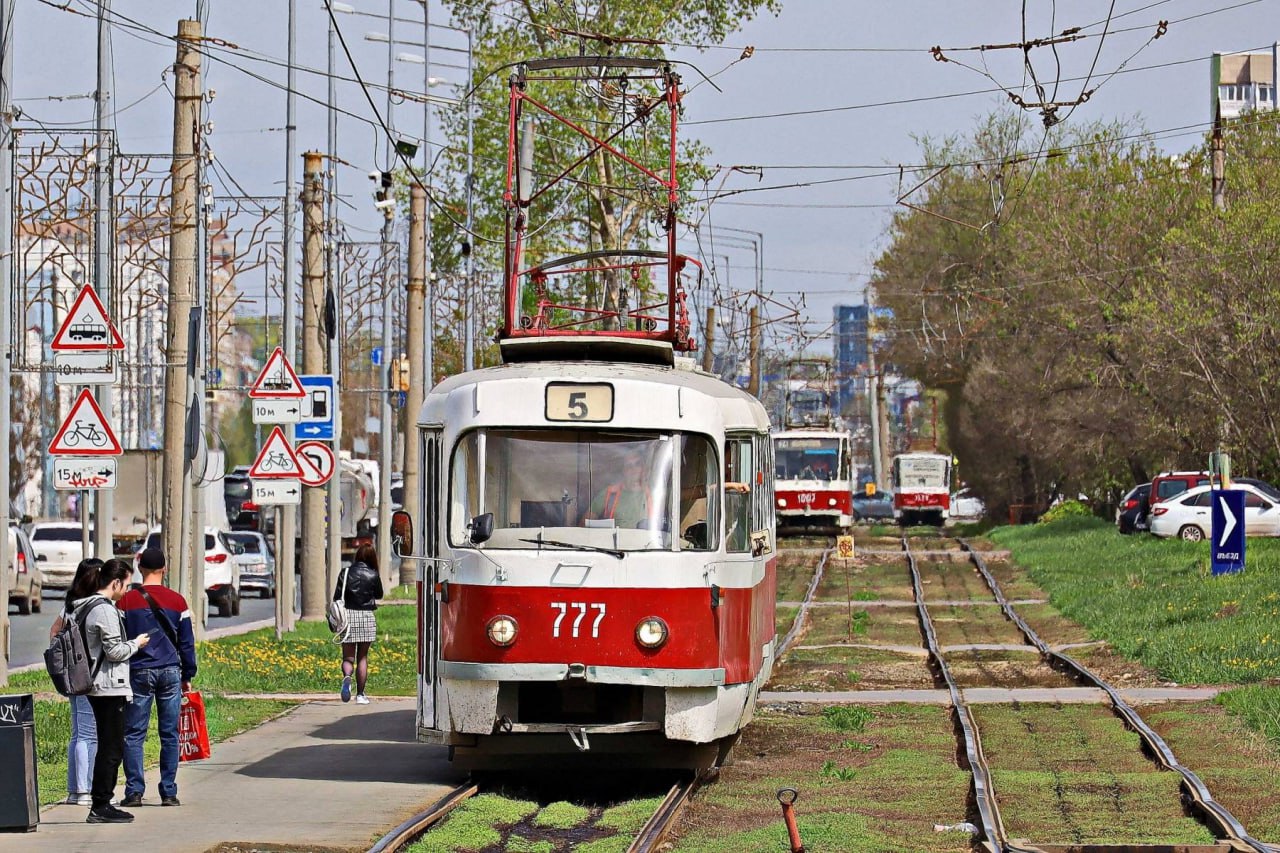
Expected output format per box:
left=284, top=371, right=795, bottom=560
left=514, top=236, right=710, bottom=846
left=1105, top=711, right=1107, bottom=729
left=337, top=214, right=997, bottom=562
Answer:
left=366, top=774, right=704, bottom=853
left=900, top=532, right=1271, bottom=853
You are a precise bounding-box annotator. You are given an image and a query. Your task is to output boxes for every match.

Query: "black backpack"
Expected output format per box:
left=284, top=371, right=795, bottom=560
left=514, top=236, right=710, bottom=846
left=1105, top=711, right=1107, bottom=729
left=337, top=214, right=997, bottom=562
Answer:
left=44, top=598, right=110, bottom=697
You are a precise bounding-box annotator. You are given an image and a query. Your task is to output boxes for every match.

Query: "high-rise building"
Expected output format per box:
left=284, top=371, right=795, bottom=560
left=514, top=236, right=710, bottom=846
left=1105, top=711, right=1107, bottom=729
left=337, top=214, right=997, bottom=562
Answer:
left=833, top=304, right=868, bottom=417
left=1212, top=45, right=1278, bottom=120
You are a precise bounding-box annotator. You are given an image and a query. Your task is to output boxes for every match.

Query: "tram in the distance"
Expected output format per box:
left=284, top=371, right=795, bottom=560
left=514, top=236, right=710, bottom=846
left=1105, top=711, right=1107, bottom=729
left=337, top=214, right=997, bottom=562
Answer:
left=890, top=451, right=952, bottom=526
left=773, top=429, right=856, bottom=533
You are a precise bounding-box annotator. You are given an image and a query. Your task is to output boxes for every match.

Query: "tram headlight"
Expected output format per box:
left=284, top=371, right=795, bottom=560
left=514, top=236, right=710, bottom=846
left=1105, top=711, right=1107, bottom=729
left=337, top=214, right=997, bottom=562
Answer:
left=777, top=498, right=787, bottom=508
left=828, top=498, right=837, bottom=507
left=635, top=617, right=669, bottom=649
left=486, top=615, right=519, bottom=647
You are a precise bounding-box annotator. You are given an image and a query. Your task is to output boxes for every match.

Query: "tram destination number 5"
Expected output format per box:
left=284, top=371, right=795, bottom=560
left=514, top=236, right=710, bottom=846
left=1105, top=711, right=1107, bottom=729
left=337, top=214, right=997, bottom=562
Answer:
left=546, top=383, right=614, bottom=423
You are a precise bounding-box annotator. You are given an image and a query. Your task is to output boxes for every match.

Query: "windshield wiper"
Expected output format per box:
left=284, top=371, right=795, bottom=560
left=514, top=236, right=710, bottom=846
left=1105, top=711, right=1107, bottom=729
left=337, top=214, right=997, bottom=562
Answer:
left=517, top=536, right=624, bottom=560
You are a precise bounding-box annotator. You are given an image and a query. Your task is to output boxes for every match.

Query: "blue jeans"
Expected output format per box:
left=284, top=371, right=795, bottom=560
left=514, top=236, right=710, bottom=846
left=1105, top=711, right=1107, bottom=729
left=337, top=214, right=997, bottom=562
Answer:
left=66, top=694, right=97, bottom=795
left=123, top=666, right=183, bottom=799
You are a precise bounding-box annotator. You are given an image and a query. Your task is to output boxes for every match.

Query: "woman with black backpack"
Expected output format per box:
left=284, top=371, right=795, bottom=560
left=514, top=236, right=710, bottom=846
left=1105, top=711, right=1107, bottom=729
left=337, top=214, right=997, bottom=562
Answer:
left=71, top=559, right=149, bottom=824
left=47, top=558, right=103, bottom=806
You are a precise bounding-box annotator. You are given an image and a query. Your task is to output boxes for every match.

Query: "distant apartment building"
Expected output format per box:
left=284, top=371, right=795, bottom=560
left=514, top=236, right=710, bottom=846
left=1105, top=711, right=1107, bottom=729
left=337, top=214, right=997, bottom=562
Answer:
left=1212, top=44, right=1278, bottom=119
left=833, top=303, right=869, bottom=417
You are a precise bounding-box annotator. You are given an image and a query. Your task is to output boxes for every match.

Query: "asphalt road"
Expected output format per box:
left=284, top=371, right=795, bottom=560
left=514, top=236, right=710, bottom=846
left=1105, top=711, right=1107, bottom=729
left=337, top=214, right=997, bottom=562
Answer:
left=6, top=588, right=279, bottom=670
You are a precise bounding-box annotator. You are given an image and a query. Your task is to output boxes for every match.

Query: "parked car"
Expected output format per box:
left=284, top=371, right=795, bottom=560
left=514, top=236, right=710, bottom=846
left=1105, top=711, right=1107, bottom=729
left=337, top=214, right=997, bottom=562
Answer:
left=135, top=527, right=242, bottom=617
left=951, top=487, right=986, bottom=521
left=1116, top=483, right=1152, bottom=535
left=852, top=490, right=895, bottom=521
left=227, top=531, right=276, bottom=599
left=1149, top=483, right=1280, bottom=541
left=1149, top=471, right=1211, bottom=509
left=1235, top=478, right=1280, bottom=502
left=224, top=472, right=253, bottom=523
left=28, top=520, right=85, bottom=588
left=7, top=526, right=43, bottom=614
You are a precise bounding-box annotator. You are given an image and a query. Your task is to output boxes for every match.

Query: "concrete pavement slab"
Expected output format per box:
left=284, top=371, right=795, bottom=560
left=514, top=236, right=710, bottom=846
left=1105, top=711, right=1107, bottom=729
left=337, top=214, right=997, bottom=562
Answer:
left=16, top=698, right=464, bottom=853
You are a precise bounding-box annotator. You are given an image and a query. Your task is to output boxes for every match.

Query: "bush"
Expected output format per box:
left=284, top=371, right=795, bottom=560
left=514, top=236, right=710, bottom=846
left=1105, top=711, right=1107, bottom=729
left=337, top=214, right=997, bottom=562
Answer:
left=1039, top=499, right=1092, bottom=525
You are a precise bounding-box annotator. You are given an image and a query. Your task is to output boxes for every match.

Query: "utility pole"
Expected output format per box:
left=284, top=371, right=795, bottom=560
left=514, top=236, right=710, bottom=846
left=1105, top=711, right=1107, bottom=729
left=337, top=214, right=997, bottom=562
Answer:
left=300, top=151, right=326, bottom=620
left=277, top=0, right=299, bottom=634
left=419, top=0, right=434, bottom=391
left=401, top=185, right=426, bottom=586
left=867, top=295, right=883, bottom=489
left=325, top=2, right=342, bottom=600
left=0, top=0, right=15, bottom=685
left=747, top=305, right=761, bottom=397
left=702, top=307, right=715, bottom=373
left=161, top=19, right=201, bottom=609
left=463, top=28, right=475, bottom=372
left=1211, top=106, right=1226, bottom=212
left=92, top=0, right=114, bottom=561
left=377, top=211, right=394, bottom=589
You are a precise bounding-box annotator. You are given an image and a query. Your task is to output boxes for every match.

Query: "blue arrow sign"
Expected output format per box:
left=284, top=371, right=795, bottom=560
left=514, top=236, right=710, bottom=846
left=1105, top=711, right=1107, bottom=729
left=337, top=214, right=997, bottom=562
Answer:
left=1211, top=488, right=1246, bottom=575
left=370, top=347, right=383, bottom=366
left=298, top=374, right=336, bottom=441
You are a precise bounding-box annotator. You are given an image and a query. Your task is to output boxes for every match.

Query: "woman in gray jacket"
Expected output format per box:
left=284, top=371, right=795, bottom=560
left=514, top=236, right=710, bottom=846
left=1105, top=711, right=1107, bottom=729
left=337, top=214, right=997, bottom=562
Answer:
left=70, top=559, right=150, bottom=824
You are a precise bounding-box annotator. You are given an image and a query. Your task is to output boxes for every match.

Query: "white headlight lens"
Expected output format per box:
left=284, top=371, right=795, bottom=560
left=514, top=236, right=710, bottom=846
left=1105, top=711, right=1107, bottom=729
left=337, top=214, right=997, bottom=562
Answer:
left=828, top=498, right=837, bottom=507
left=777, top=498, right=787, bottom=507
left=486, top=615, right=518, bottom=647
left=636, top=617, right=669, bottom=649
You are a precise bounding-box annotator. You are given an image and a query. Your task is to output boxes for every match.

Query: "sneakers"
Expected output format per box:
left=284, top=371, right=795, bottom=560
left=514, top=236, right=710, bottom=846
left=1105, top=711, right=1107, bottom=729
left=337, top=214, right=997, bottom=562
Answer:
left=120, top=793, right=143, bottom=808
left=65, top=793, right=92, bottom=807
left=161, top=796, right=181, bottom=807
left=355, top=694, right=370, bottom=705
left=340, top=675, right=352, bottom=703
left=86, top=806, right=134, bottom=824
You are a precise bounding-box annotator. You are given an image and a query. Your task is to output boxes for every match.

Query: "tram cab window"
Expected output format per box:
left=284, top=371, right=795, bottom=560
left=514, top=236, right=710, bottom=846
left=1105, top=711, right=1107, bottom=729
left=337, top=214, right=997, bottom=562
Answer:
left=725, top=436, right=753, bottom=553
left=448, top=429, right=721, bottom=552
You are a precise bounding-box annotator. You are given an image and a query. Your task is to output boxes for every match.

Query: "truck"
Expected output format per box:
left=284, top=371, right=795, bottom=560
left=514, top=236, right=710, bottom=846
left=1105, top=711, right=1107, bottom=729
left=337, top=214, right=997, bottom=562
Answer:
left=112, top=448, right=230, bottom=553
left=337, top=457, right=376, bottom=564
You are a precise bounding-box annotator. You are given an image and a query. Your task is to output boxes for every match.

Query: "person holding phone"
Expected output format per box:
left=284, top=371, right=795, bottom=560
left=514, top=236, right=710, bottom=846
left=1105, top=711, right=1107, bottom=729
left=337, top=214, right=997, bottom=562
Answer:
left=117, top=548, right=198, bottom=808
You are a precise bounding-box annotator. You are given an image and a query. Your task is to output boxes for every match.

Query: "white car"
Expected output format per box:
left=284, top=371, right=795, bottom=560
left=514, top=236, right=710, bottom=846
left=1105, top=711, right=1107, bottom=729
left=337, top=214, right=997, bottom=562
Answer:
left=28, top=520, right=85, bottom=589
left=1149, top=483, right=1280, bottom=542
left=226, top=531, right=275, bottom=599
left=135, top=526, right=242, bottom=617
left=951, top=487, right=986, bottom=521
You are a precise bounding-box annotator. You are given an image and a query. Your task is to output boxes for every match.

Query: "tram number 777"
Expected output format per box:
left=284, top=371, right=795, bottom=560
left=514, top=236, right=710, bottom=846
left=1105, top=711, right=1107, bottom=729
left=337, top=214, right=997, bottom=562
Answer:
left=550, top=602, right=607, bottom=638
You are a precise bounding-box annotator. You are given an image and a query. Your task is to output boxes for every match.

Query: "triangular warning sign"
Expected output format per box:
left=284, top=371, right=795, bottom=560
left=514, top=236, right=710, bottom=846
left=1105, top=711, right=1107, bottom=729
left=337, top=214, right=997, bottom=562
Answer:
left=249, top=347, right=306, bottom=398
left=249, top=426, right=304, bottom=479
left=49, top=389, right=123, bottom=456
left=50, top=284, right=125, bottom=351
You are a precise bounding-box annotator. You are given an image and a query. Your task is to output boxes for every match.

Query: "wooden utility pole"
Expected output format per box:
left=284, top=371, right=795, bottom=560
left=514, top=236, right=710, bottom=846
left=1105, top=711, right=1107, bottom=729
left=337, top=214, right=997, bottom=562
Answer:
left=161, top=19, right=201, bottom=616
left=1211, top=107, right=1226, bottom=212
left=400, top=185, right=427, bottom=586
left=300, top=152, right=326, bottom=619
left=747, top=306, right=761, bottom=396
left=702, top=307, right=715, bottom=374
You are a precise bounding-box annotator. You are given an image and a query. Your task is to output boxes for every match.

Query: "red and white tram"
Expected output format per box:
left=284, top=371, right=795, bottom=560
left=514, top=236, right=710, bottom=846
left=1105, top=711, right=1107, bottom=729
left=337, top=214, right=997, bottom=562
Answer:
left=391, top=57, right=776, bottom=769
left=772, top=430, right=855, bottom=533
left=890, top=451, right=952, bottom=526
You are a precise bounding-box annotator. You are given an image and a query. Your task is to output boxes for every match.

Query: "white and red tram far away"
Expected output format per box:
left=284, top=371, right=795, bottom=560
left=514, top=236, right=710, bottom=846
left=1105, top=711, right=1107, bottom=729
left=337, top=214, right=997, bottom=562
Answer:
left=890, top=451, right=952, bottom=526
left=772, top=429, right=855, bottom=533
left=390, top=57, right=776, bottom=769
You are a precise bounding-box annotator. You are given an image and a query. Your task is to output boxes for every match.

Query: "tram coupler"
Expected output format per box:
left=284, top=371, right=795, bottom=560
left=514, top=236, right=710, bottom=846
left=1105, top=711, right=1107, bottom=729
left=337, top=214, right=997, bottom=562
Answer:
left=776, top=788, right=805, bottom=853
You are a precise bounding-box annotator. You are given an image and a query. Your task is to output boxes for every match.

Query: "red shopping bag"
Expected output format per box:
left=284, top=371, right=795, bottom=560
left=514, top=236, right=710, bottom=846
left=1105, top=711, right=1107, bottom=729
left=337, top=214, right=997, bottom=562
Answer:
left=178, top=690, right=211, bottom=762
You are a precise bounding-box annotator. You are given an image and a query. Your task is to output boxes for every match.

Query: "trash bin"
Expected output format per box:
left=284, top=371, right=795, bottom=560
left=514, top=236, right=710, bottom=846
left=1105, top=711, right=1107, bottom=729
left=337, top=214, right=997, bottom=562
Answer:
left=0, top=693, right=38, bottom=831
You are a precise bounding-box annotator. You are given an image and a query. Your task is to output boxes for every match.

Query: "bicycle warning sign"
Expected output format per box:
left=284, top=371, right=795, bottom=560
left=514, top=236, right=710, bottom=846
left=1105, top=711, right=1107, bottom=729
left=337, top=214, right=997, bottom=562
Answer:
left=49, top=389, right=123, bottom=456
left=249, top=426, right=304, bottom=479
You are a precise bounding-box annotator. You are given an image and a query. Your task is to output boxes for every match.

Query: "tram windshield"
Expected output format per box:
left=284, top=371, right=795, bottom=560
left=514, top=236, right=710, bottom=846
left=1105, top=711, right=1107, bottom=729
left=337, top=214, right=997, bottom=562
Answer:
left=774, top=437, right=844, bottom=482
left=894, top=455, right=949, bottom=489
left=450, top=429, right=721, bottom=552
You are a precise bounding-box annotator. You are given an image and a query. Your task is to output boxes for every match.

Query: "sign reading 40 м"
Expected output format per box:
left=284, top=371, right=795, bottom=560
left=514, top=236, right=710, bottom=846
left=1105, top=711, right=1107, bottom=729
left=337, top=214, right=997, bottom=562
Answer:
left=1211, top=489, right=1246, bottom=576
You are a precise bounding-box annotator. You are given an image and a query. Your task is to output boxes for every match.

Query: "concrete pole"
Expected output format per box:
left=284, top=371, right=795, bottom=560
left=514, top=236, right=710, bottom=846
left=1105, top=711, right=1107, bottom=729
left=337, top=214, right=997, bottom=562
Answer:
left=1211, top=108, right=1226, bottom=212
left=746, top=306, right=760, bottom=397
left=401, top=185, right=426, bottom=586
left=877, top=371, right=892, bottom=487
left=325, top=3, right=342, bottom=599
left=420, top=0, right=433, bottom=390
left=867, top=296, right=883, bottom=489
left=702, top=307, right=715, bottom=373
left=300, top=151, right=326, bottom=620
left=92, top=0, right=114, bottom=561
left=0, top=0, right=15, bottom=684
left=277, top=0, right=299, bottom=636
left=377, top=216, right=394, bottom=588
left=161, top=19, right=201, bottom=604
left=463, top=29, right=475, bottom=372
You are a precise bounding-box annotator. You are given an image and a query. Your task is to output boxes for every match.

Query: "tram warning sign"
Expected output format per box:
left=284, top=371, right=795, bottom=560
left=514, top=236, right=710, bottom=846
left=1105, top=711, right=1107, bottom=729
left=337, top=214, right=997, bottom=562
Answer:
left=248, top=426, right=304, bottom=479
left=248, top=347, right=305, bottom=399
left=836, top=535, right=855, bottom=560
left=49, top=389, right=123, bottom=456
left=50, top=284, right=125, bottom=351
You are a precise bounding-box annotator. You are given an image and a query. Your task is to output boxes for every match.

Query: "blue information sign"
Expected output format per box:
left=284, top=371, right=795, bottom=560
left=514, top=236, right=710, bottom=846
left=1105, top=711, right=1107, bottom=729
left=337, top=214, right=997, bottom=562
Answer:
left=1211, top=488, right=1246, bottom=575
left=297, top=374, right=335, bottom=441
left=370, top=347, right=383, bottom=366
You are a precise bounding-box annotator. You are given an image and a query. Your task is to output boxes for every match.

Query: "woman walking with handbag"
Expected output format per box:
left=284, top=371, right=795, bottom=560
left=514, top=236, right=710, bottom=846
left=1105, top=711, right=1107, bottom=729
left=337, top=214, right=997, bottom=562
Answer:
left=48, top=558, right=104, bottom=806
left=334, top=544, right=383, bottom=704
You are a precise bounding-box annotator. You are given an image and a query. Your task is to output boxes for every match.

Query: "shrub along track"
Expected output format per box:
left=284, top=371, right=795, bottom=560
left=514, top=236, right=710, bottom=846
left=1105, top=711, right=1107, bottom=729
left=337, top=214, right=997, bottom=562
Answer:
left=901, top=534, right=1270, bottom=853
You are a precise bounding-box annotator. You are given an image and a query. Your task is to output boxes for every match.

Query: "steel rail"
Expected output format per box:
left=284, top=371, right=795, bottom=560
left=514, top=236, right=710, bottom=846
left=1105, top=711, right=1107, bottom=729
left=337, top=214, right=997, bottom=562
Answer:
left=366, top=781, right=480, bottom=853
left=627, top=775, right=702, bottom=853
left=958, top=538, right=1271, bottom=853
left=901, top=536, right=1010, bottom=852
left=776, top=543, right=833, bottom=658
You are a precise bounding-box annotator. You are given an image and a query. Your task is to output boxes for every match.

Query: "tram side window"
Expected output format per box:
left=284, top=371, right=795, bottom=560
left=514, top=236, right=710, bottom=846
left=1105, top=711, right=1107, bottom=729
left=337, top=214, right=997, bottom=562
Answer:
left=678, top=434, right=719, bottom=551
left=725, top=436, right=753, bottom=553
left=450, top=433, right=481, bottom=544
left=752, top=434, right=773, bottom=533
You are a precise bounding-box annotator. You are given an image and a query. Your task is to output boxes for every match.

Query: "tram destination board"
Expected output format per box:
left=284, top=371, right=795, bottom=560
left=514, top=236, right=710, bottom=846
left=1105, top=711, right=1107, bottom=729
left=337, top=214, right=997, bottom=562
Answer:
left=545, top=382, right=613, bottom=423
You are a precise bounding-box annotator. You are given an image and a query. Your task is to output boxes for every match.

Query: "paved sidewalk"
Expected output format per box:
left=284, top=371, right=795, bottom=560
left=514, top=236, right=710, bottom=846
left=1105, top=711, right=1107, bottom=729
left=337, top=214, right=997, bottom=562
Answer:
left=17, top=698, right=464, bottom=852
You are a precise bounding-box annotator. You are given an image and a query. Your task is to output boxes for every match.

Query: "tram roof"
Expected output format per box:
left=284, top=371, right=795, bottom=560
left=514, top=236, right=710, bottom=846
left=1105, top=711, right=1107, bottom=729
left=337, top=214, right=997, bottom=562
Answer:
left=422, top=359, right=770, bottom=431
